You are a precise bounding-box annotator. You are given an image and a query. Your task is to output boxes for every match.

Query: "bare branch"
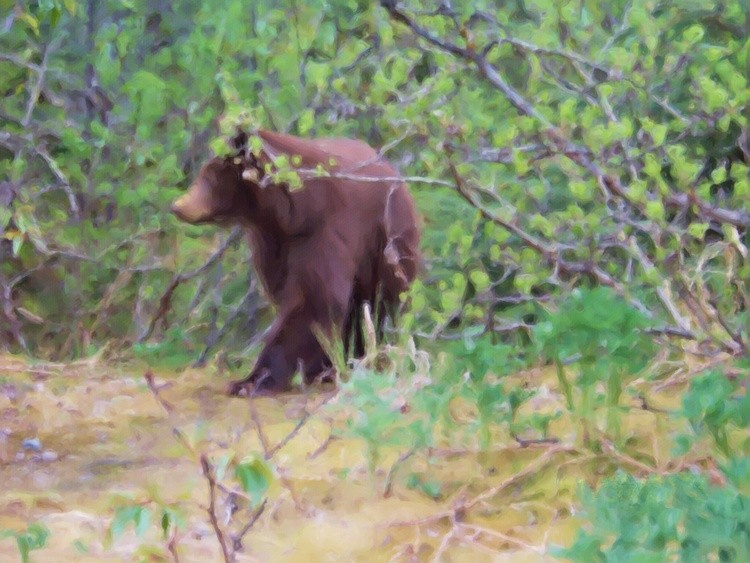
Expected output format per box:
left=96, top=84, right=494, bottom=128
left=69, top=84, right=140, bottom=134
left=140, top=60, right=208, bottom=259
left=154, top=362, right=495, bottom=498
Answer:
left=460, top=523, right=544, bottom=554
left=628, top=237, right=692, bottom=332
left=265, top=391, right=337, bottom=459
left=307, top=431, right=336, bottom=460
left=445, top=156, right=655, bottom=318
left=246, top=392, right=305, bottom=512
left=497, top=35, right=617, bottom=75
left=380, top=2, right=549, bottom=124
left=296, top=168, right=453, bottom=187
left=34, top=147, right=81, bottom=220
left=0, top=51, right=42, bottom=72
left=231, top=499, right=267, bottom=553
left=200, top=455, right=234, bottom=563
left=381, top=2, right=750, bottom=234
left=387, top=445, right=577, bottom=531
left=464, top=445, right=576, bottom=510
left=383, top=448, right=416, bottom=498
left=22, top=41, right=51, bottom=127
left=0, top=272, right=28, bottom=352
left=138, top=227, right=242, bottom=343
left=194, top=281, right=262, bottom=368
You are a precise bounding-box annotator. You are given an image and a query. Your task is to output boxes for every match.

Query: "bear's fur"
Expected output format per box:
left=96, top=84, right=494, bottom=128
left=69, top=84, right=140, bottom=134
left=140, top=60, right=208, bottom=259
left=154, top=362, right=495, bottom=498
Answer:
left=171, top=129, right=420, bottom=395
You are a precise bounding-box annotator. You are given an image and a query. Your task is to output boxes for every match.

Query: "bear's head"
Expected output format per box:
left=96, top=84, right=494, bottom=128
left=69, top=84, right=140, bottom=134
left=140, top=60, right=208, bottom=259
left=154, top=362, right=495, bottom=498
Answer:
left=171, top=132, right=259, bottom=225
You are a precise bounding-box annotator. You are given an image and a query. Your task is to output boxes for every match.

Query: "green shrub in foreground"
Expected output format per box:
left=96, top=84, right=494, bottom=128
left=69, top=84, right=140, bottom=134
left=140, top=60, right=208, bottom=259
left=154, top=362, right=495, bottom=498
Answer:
left=557, top=469, right=750, bottom=562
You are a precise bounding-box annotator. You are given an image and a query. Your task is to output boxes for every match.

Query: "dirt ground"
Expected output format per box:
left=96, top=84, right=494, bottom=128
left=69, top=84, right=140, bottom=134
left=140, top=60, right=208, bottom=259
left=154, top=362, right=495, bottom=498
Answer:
left=0, top=354, right=595, bottom=562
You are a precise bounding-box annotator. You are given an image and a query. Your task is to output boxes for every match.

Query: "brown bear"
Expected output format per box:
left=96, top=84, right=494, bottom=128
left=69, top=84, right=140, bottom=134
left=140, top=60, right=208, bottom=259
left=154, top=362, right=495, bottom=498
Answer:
left=171, top=129, right=420, bottom=395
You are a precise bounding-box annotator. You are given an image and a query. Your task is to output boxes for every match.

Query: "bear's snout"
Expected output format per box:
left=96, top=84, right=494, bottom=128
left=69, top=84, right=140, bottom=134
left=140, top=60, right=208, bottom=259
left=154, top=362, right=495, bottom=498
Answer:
left=170, top=193, right=209, bottom=224
left=170, top=199, right=188, bottom=221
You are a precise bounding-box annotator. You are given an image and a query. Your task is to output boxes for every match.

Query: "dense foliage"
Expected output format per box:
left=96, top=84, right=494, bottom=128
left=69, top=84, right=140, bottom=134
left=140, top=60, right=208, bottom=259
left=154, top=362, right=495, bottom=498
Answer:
left=2, top=0, right=749, bottom=559
left=2, top=0, right=749, bottom=358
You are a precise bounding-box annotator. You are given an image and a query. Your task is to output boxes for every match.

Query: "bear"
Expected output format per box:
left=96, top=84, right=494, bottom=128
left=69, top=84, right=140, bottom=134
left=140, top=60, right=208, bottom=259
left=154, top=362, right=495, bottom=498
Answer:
left=170, top=129, right=420, bottom=395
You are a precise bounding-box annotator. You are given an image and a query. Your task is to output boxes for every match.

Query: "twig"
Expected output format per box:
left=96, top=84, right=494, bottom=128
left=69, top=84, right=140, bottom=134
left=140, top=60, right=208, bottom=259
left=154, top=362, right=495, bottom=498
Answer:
left=293, top=168, right=454, bottom=187
left=645, top=326, right=696, bottom=340
left=144, top=371, right=257, bottom=504
left=628, top=237, right=692, bottom=333
left=447, top=160, right=548, bottom=255
left=381, top=2, right=750, bottom=235
left=22, top=40, right=52, bottom=128
left=446, top=157, right=653, bottom=318
left=231, top=499, right=267, bottom=553
left=145, top=371, right=189, bottom=443
left=247, top=395, right=271, bottom=457
left=194, top=281, right=261, bottom=367
left=600, top=441, right=662, bottom=476
left=246, top=391, right=305, bottom=511
left=138, top=227, right=242, bottom=343
left=388, top=445, right=575, bottom=529
left=652, top=354, right=734, bottom=392
left=676, top=270, right=742, bottom=354
left=0, top=272, right=28, bottom=352
left=459, top=523, right=544, bottom=553
left=707, top=294, right=747, bottom=354
left=167, top=529, right=180, bottom=563
left=496, top=35, right=615, bottom=75
left=308, top=430, right=337, bottom=460
left=465, top=445, right=575, bottom=511
left=430, top=519, right=458, bottom=563
left=89, top=270, right=134, bottom=335
left=35, top=146, right=81, bottom=221
left=383, top=448, right=417, bottom=498
left=147, top=371, right=267, bottom=556
left=512, top=435, right=560, bottom=448
left=0, top=51, right=41, bottom=71
left=266, top=391, right=337, bottom=459
left=200, top=455, right=234, bottom=563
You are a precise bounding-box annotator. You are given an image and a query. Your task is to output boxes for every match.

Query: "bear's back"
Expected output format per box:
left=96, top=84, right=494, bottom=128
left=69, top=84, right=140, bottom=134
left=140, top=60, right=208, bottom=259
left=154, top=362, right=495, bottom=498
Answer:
left=257, top=130, right=397, bottom=177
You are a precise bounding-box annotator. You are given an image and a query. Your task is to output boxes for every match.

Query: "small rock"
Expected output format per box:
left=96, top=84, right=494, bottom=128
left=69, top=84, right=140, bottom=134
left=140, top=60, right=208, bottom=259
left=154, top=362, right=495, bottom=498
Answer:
left=22, top=438, right=42, bottom=452
left=0, top=385, right=18, bottom=401
left=40, top=450, right=58, bottom=462
left=15, top=452, right=25, bottom=461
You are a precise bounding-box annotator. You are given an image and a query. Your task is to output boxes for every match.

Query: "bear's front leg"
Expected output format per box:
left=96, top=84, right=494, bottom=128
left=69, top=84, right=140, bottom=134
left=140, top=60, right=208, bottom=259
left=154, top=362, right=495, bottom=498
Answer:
left=226, top=342, right=295, bottom=397
left=226, top=307, right=329, bottom=397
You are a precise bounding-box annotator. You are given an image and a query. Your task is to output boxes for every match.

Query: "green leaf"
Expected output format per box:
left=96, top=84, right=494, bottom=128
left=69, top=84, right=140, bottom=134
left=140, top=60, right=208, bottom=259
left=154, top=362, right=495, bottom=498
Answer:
left=651, top=123, right=667, bottom=146
left=234, top=456, right=274, bottom=508
left=18, top=12, right=39, bottom=35
left=134, top=507, right=151, bottom=538
left=49, top=6, right=61, bottom=28
left=688, top=223, right=709, bottom=239
left=645, top=200, right=665, bottom=222
left=469, top=270, right=490, bottom=292
left=1, top=523, right=50, bottom=563
left=214, top=452, right=233, bottom=482
left=110, top=506, right=139, bottom=540
left=297, top=109, right=315, bottom=136
left=569, top=180, right=593, bottom=202
left=12, top=233, right=24, bottom=257
left=160, top=510, right=172, bottom=540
